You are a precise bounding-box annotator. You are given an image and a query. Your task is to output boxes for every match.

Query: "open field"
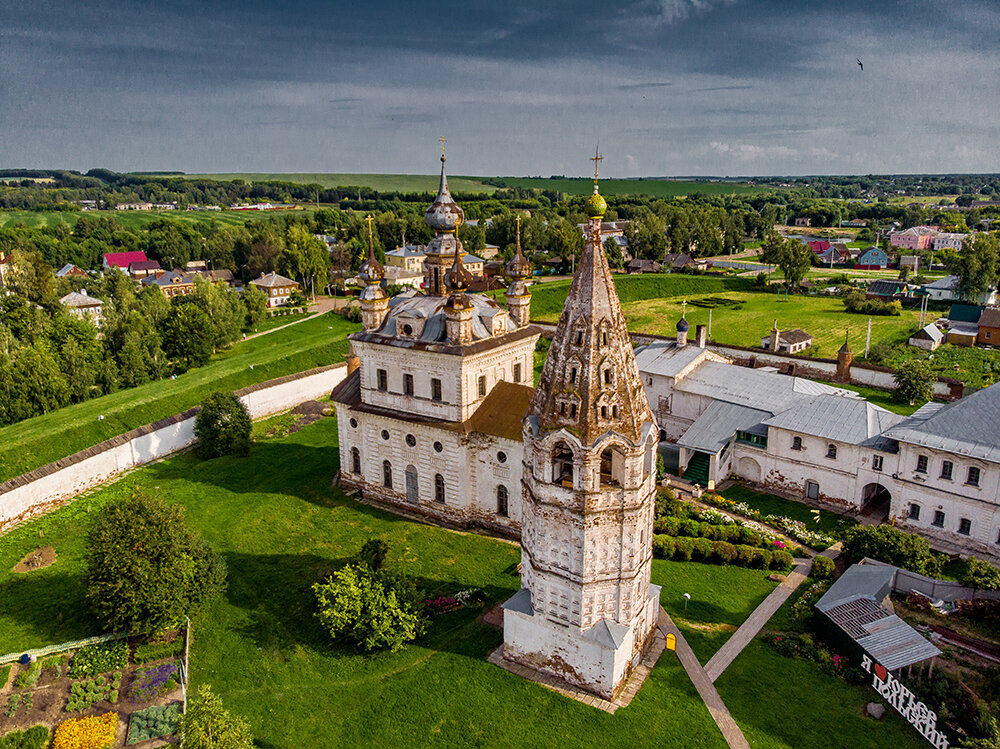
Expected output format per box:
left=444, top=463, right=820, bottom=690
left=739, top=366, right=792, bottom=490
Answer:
left=491, top=176, right=765, bottom=197
left=654, top=559, right=777, bottom=664
left=0, top=415, right=726, bottom=749
left=0, top=209, right=302, bottom=231
left=182, top=172, right=497, bottom=194
left=0, top=312, right=358, bottom=484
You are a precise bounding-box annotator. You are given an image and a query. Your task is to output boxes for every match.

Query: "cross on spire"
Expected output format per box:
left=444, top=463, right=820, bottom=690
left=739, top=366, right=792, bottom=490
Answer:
left=440, top=135, right=447, bottom=156
left=590, top=145, right=603, bottom=185
left=365, top=214, right=375, bottom=255
left=681, top=300, right=687, bottom=317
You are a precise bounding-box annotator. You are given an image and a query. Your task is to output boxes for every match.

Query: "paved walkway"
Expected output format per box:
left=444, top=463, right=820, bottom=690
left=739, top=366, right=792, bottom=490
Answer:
left=703, top=542, right=842, bottom=683
left=659, top=609, right=751, bottom=749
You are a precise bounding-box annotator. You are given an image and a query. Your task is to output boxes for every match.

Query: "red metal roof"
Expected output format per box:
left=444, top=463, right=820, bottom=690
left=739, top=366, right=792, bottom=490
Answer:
left=103, top=251, right=148, bottom=268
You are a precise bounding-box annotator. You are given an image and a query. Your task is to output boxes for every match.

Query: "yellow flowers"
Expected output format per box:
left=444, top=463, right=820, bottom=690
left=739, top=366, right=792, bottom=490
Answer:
left=53, top=711, right=118, bottom=749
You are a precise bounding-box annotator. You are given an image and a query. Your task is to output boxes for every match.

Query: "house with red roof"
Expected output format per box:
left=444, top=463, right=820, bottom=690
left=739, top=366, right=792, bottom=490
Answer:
left=102, top=251, right=148, bottom=272
left=807, top=240, right=831, bottom=254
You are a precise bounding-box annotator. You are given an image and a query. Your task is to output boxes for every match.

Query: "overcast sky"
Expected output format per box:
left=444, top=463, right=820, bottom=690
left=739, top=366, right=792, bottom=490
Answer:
left=2, top=0, right=999, bottom=177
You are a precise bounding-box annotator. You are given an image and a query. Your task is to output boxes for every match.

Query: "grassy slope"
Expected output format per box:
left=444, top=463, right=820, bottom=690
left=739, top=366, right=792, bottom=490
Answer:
left=0, top=313, right=358, bottom=484
left=182, top=173, right=496, bottom=194
left=653, top=559, right=777, bottom=664
left=0, top=209, right=294, bottom=231
left=0, top=416, right=725, bottom=749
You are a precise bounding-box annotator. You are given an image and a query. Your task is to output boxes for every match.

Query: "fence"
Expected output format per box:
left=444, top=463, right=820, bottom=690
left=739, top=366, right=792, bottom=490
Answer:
left=862, top=557, right=1000, bottom=602
left=0, top=631, right=127, bottom=666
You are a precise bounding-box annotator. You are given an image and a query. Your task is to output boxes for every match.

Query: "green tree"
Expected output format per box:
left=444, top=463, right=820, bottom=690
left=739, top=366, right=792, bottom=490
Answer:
left=761, top=234, right=812, bottom=289
left=84, top=490, right=227, bottom=632
left=241, top=284, right=268, bottom=330
left=604, top=236, right=625, bottom=269
left=178, top=685, right=254, bottom=749
left=624, top=209, right=667, bottom=262
left=312, top=563, right=425, bottom=652
left=893, top=359, right=935, bottom=405
left=161, top=302, right=214, bottom=369
left=960, top=558, right=1000, bottom=591
left=841, top=525, right=940, bottom=576
left=195, top=391, right=252, bottom=459
left=279, top=225, right=330, bottom=301
left=951, top=233, right=1000, bottom=302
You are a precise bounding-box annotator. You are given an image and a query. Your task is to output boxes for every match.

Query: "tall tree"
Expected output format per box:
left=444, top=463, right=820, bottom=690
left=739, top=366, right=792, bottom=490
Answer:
left=951, top=233, right=1000, bottom=302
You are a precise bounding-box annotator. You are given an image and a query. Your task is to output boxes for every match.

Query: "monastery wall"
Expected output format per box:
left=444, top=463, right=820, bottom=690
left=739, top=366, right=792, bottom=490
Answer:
left=0, top=364, right=347, bottom=533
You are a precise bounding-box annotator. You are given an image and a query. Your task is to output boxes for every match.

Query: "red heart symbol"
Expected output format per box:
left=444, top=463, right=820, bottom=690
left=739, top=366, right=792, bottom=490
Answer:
left=874, top=664, right=887, bottom=681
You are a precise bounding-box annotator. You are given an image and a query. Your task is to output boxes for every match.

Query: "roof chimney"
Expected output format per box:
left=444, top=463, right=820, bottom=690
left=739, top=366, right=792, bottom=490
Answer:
left=695, top=324, right=707, bottom=348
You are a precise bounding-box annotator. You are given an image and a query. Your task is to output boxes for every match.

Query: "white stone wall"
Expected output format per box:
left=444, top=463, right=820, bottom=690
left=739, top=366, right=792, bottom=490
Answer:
left=0, top=365, right=347, bottom=532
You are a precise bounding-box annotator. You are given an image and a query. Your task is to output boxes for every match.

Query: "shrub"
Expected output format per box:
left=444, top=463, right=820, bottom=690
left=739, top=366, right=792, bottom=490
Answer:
left=959, top=558, right=1000, bottom=591
left=810, top=555, right=835, bottom=580
left=133, top=638, right=184, bottom=665
left=654, top=516, right=681, bottom=535
left=178, top=685, right=254, bottom=749
left=0, top=726, right=50, bottom=749
left=652, top=535, right=675, bottom=559
left=679, top=519, right=701, bottom=537
left=771, top=550, right=794, bottom=571
left=313, top=563, right=425, bottom=652
left=70, top=643, right=127, bottom=678
left=750, top=549, right=770, bottom=569
left=655, top=487, right=678, bottom=518
left=359, top=539, right=390, bottom=571
left=692, top=537, right=714, bottom=561
left=698, top=522, right=719, bottom=541
left=841, top=524, right=940, bottom=575
left=737, top=527, right=761, bottom=546
left=127, top=703, right=181, bottom=745
left=736, top=545, right=755, bottom=567
left=673, top=537, right=694, bottom=561
left=712, top=541, right=738, bottom=564
left=85, top=490, right=227, bottom=633
left=893, top=359, right=935, bottom=405
left=52, top=712, right=118, bottom=749
left=195, top=391, right=252, bottom=459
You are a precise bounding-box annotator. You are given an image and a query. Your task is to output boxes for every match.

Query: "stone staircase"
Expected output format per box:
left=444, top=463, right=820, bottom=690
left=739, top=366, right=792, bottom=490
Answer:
left=683, top=452, right=710, bottom=486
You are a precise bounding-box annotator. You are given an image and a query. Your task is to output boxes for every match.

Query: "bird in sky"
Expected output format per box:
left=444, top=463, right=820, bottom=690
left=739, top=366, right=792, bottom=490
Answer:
left=857, top=58, right=864, bottom=71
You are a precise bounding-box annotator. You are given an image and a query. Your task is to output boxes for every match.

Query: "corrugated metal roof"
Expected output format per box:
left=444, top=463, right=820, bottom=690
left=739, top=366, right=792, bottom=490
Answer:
left=763, top=394, right=905, bottom=445
left=882, top=382, right=1000, bottom=462
left=634, top=341, right=708, bottom=378
left=677, top=401, right=772, bottom=453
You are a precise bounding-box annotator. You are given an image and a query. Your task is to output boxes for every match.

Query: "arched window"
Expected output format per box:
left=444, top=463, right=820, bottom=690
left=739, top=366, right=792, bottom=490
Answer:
left=826, top=444, right=837, bottom=459
left=351, top=447, right=361, bottom=474
left=792, top=436, right=803, bottom=451
left=382, top=460, right=393, bottom=488
left=552, top=443, right=574, bottom=485
left=434, top=473, right=446, bottom=503
left=497, top=485, right=509, bottom=517
left=600, top=446, right=625, bottom=487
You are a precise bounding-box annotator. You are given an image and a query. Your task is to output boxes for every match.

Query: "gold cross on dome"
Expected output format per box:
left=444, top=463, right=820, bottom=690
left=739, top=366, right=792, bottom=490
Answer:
left=590, top=146, right=603, bottom=182
left=365, top=214, right=374, bottom=236
left=365, top=214, right=375, bottom=253
left=440, top=135, right=447, bottom=155
left=516, top=215, right=521, bottom=233
left=681, top=300, right=687, bottom=317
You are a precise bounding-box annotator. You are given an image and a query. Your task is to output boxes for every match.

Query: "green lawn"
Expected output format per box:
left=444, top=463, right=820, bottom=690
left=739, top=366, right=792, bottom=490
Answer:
left=250, top=310, right=315, bottom=334
left=0, top=414, right=726, bottom=749
left=812, top=380, right=919, bottom=415
left=489, top=177, right=766, bottom=198
left=0, top=312, right=358, bottom=484
left=0, top=209, right=293, bottom=231
left=183, top=172, right=497, bottom=194
left=652, top=560, right=777, bottom=664
left=719, top=486, right=855, bottom=537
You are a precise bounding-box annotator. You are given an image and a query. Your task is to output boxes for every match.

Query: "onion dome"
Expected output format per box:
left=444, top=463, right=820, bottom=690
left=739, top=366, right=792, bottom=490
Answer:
left=425, top=154, right=465, bottom=232
left=505, top=217, right=532, bottom=281
left=445, top=249, right=474, bottom=292
left=676, top=315, right=689, bottom=333
left=584, top=187, right=607, bottom=219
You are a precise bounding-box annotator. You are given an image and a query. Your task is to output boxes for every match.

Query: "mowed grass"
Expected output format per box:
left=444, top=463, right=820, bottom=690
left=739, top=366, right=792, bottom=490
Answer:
left=0, top=312, right=359, bottom=484
left=491, top=177, right=766, bottom=198
left=182, top=173, right=497, bottom=194
left=719, top=486, right=856, bottom=538
left=653, top=559, right=777, bottom=664
left=0, top=209, right=295, bottom=231
left=0, top=415, right=726, bottom=749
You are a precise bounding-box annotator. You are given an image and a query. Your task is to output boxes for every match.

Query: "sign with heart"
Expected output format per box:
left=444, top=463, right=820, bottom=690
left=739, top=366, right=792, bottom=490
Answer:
left=860, top=654, right=950, bottom=748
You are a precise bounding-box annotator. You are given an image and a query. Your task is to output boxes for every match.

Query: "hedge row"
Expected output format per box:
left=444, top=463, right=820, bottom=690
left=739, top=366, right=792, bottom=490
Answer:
left=654, top=515, right=802, bottom=556
left=653, top=534, right=794, bottom=571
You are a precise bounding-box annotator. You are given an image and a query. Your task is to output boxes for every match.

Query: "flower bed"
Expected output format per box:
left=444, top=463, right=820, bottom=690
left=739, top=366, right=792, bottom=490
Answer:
left=700, top=493, right=835, bottom=550
left=762, top=631, right=866, bottom=684
left=423, top=588, right=486, bottom=614
left=65, top=673, right=121, bottom=713
left=127, top=704, right=180, bottom=745
left=69, top=641, right=128, bottom=679
left=52, top=712, right=117, bottom=749
left=654, top=511, right=806, bottom=557
left=653, top=534, right=794, bottom=572
left=128, top=662, right=180, bottom=704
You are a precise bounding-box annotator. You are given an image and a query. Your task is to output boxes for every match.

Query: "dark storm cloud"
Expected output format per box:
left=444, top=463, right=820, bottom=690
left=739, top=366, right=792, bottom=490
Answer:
left=2, top=0, right=1000, bottom=175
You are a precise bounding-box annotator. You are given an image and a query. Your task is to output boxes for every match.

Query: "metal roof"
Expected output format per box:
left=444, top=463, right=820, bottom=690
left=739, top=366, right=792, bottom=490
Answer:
left=677, top=401, right=772, bottom=453
left=910, top=323, right=944, bottom=343
left=763, top=394, right=904, bottom=445
left=634, top=341, right=709, bottom=379
left=882, top=382, right=1000, bottom=463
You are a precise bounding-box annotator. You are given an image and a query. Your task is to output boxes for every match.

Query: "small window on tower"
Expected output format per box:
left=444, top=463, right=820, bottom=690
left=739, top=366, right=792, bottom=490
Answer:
left=575, top=331, right=583, bottom=345
left=377, top=369, right=388, bottom=392
left=513, top=362, right=522, bottom=383
left=431, top=378, right=442, bottom=402
left=478, top=375, right=487, bottom=397
left=570, top=403, right=577, bottom=418
left=570, top=367, right=578, bottom=384
left=601, top=406, right=608, bottom=419
left=403, top=373, right=414, bottom=395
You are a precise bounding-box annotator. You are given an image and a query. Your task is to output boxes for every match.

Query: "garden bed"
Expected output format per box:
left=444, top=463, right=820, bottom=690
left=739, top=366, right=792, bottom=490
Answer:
left=0, top=632, right=186, bottom=747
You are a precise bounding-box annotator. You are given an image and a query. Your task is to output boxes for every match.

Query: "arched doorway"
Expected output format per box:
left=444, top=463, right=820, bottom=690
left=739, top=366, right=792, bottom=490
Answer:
left=861, top=482, right=891, bottom=519
left=405, top=465, right=419, bottom=504
left=738, top=457, right=761, bottom=483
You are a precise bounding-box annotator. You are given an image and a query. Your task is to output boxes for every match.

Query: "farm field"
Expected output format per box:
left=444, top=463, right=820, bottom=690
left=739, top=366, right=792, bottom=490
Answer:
left=489, top=176, right=765, bottom=197
left=0, top=208, right=301, bottom=231
left=182, top=172, right=496, bottom=194
left=0, top=312, right=358, bottom=485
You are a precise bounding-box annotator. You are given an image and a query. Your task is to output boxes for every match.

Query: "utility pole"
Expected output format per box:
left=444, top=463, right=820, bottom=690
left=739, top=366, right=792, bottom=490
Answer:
left=865, top=317, right=872, bottom=358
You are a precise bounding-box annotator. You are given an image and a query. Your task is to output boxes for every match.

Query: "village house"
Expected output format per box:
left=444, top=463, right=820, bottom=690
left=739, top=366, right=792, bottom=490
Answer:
left=382, top=265, right=424, bottom=289
left=794, top=217, right=812, bottom=227
left=976, top=307, right=1000, bottom=346
left=250, top=271, right=299, bottom=307
left=933, top=232, right=966, bottom=252
left=866, top=279, right=908, bottom=300
left=842, top=219, right=867, bottom=228
left=384, top=245, right=427, bottom=273
left=818, top=245, right=852, bottom=265
left=55, top=263, right=88, bottom=279
left=59, top=290, right=103, bottom=325
left=922, top=275, right=961, bottom=302
left=479, top=243, right=501, bottom=260
left=854, top=246, right=888, bottom=269
left=142, top=270, right=197, bottom=298
left=908, top=323, right=944, bottom=351
left=103, top=251, right=149, bottom=272
left=890, top=226, right=938, bottom=251
left=626, top=259, right=661, bottom=274
left=128, top=260, right=163, bottom=280
left=760, top=321, right=813, bottom=354
left=945, top=304, right=982, bottom=346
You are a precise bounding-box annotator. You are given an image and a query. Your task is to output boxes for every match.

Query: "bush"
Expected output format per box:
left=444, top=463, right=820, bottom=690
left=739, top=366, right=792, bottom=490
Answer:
left=359, top=539, right=390, bottom=571
left=736, top=545, right=755, bottom=567
left=313, top=562, right=425, bottom=652
left=841, top=524, right=940, bottom=576
left=52, top=712, right=117, bottom=749
left=698, top=522, right=719, bottom=540
left=0, top=726, right=50, bottom=749
left=692, top=537, right=714, bottom=562
left=737, top=526, right=761, bottom=546
left=127, top=704, right=181, bottom=745
left=655, top=487, right=679, bottom=519
left=810, top=555, right=835, bottom=580
left=679, top=519, right=701, bottom=537
left=85, top=490, right=227, bottom=633
left=771, top=550, right=794, bottom=571
left=750, top=548, right=770, bottom=569
left=959, top=557, right=1000, bottom=591
left=654, top=516, right=681, bottom=535
left=70, top=642, right=127, bottom=679
left=712, top=541, right=738, bottom=564
left=195, top=391, right=252, bottom=459
left=673, top=537, right=694, bottom=561
left=178, top=685, right=253, bottom=749
left=893, top=359, right=935, bottom=405
left=133, top=638, right=184, bottom=665
left=653, top=535, right=675, bottom=559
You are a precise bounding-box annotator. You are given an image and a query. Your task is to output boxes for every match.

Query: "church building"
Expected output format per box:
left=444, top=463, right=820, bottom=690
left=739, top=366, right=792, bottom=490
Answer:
left=502, top=166, right=662, bottom=700
left=332, top=152, right=541, bottom=536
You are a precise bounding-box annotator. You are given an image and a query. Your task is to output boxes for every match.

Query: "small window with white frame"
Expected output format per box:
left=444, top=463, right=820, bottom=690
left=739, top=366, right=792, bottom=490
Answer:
left=908, top=503, right=920, bottom=521
left=872, top=454, right=884, bottom=472
left=916, top=455, right=928, bottom=474
left=958, top=518, right=971, bottom=536
left=940, top=460, right=953, bottom=480
left=967, top=466, right=981, bottom=487
left=826, top=444, right=837, bottom=460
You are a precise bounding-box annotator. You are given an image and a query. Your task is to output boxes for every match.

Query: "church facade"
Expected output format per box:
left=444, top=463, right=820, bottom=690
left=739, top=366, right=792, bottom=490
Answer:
left=332, top=154, right=541, bottom=537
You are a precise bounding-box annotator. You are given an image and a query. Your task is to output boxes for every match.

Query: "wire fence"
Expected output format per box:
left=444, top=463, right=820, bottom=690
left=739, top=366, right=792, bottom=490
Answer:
left=0, top=630, right=127, bottom=665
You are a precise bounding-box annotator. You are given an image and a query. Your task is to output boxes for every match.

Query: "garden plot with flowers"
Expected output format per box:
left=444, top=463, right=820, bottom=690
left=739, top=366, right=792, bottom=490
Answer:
left=0, top=632, right=186, bottom=747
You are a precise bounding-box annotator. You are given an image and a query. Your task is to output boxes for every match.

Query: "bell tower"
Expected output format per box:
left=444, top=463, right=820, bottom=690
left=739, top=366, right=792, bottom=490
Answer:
left=505, top=216, right=533, bottom=328
left=423, top=141, right=466, bottom=297
left=358, top=214, right=389, bottom=332
left=502, top=150, right=661, bottom=700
